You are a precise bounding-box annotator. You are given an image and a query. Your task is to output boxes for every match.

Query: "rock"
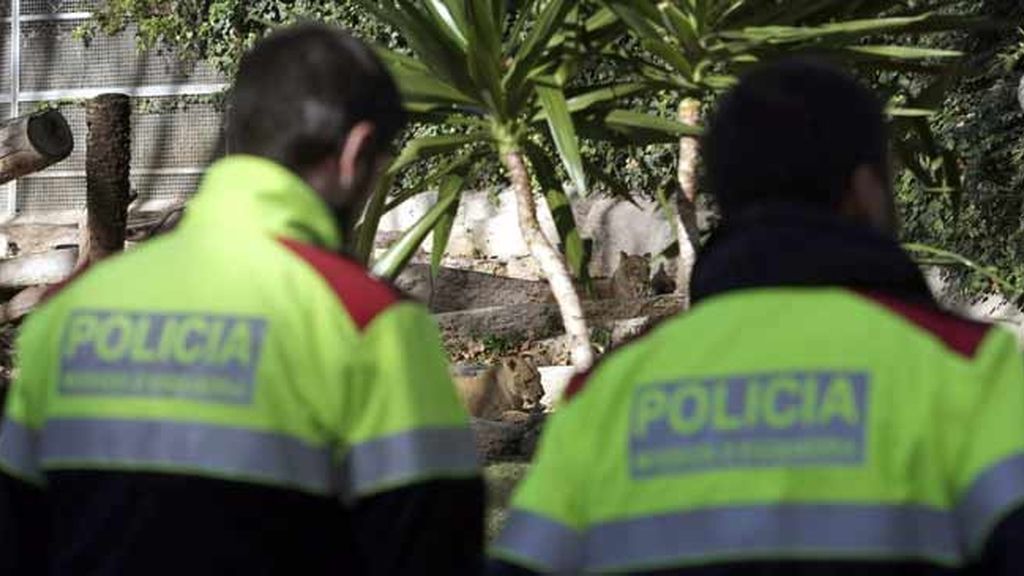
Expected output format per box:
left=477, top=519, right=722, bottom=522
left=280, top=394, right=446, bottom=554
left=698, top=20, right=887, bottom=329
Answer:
left=395, top=265, right=552, bottom=312
left=471, top=413, right=547, bottom=464
left=437, top=295, right=685, bottom=343
left=610, top=316, right=654, bottom=347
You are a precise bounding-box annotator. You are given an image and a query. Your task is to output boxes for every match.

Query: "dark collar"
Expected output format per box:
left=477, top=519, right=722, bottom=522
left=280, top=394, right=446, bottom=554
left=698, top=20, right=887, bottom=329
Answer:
left=690, top=204, right=935, bottom=306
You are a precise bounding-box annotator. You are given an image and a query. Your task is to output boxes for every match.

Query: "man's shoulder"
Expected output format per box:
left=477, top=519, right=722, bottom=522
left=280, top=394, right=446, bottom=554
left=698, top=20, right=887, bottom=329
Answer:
left=562, top=317, right=679, bottom=404
left=851, top=290, right=998, bottom=361
left=276, top=238, right=406, bottom=331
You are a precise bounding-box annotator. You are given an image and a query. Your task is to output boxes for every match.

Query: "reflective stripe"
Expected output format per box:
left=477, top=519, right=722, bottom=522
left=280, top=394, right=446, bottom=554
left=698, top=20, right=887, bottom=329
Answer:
left=0, top=419, right=43, bottom=484
left=492, top=510, right=584, bottom=574
left=957, top=453, right=1024, bottom=555
left=585, top=504, right=961, bottom=571
left=39, top=418, right=335, bottom=494
left=341, top=427, right=478, bottom=499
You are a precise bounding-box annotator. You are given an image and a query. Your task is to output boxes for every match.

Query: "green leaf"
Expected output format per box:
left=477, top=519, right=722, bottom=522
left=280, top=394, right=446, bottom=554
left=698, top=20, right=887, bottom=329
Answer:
left=536, top=80, right=589, bottom=195
left=384, top=56, right=480, bottom=107
left=430, top=174, right=465, bottom=277
left=845, top=45, right=963, bottom=60
left=505, top=0, right=575, bottom=108
left=886, top=106, right=936, bottom=118
left=372, top=189, right=463, bottom=281
left=641, top=38, right=695, bottom=79
left=603, top=109, right=703, bottom=140
left=904, top=243, right=1019, bottom=298
left=530, top=82, right=654, bottom=124
left=565, top=82, right=654, bottom=113
left=602, top=0, right=662, bottom=38
left=659, top=1, right=701, bottom=55
left=353, top=170, right=396, bottom=265
left=424, top=0, right=469, bottom=47
left=385, top=145, right=484, bottom=212
left=388, top=132, right=489, bottom=176
left=465, top=0, right=507, bottom=116
left=525, top=142, right=591, bottom=284
left=359, top=0, right=475, bottom=95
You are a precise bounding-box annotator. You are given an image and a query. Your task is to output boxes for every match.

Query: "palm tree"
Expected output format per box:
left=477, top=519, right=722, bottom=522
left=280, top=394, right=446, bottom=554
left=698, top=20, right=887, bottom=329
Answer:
left=354, top=0, right=697, bottom=371
left=599, top=0, right=974, bottom=302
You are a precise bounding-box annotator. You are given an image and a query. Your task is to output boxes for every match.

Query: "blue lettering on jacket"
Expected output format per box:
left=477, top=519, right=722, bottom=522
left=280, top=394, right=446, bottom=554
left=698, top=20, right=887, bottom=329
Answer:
left=58, top=310, right=268, bottom=404
left=629, top=371, right=869, bottom=478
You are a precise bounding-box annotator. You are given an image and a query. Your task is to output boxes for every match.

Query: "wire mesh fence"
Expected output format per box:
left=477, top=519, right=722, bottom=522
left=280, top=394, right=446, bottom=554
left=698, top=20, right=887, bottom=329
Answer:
left=4, top=0, right=227, bottom=218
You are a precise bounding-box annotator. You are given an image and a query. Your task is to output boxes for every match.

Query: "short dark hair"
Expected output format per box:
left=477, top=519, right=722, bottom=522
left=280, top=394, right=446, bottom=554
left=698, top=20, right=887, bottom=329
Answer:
left=703, top=59, right=888, bottom=217
left=226, top=23, right=406, bottom=173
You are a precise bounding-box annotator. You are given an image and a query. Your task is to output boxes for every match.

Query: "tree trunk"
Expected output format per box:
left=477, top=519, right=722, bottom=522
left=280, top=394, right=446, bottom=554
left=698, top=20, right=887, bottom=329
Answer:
left=1018, top=74, right=1024, bottom=113
left=82, top=94, right=132, bottom=266
left=675, top=98, right=702, bottom=307
left=502, top=150, right=594, bottom=371
left=0, top=109, right=74, bottom=185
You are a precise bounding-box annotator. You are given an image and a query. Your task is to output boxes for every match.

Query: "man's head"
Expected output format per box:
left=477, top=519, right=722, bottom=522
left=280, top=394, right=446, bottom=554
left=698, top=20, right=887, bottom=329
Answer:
left=703, top=59, right=895, bottom=233
left=226, top=24, right=405, bottom=226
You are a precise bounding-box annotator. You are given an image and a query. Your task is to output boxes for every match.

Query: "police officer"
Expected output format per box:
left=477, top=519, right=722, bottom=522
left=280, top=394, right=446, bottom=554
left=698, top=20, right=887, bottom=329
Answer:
left=0, top=24, right=482, bottom=575
left=490, top=60, right=1024, bottom=575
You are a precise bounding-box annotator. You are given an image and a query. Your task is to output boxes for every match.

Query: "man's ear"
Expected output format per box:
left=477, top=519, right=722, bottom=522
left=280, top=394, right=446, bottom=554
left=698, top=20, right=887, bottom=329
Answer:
left=842, top=164, right=893, bottom=234
left=337, top=121, right=377, bottom=189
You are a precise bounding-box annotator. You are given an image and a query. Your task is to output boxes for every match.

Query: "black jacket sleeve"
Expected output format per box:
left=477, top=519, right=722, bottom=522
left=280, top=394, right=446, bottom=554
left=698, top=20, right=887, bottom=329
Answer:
left=0, top=470, right=48, bottom=576
left=351, top=477, right=486, bottom=576
left=971, top=506, right=1024, bottom=576
left=486, top=559, right=540, bottom=575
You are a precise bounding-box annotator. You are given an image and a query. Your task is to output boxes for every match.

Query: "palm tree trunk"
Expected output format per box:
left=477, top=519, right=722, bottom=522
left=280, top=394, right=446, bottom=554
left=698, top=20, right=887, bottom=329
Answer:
left=675, top=98, right=702, bottom=307
left=81, top=93, right=132, bottom=267
left=502, top=150, right=594, bottom=372
left=1018, top=74, right=1024, bottom=113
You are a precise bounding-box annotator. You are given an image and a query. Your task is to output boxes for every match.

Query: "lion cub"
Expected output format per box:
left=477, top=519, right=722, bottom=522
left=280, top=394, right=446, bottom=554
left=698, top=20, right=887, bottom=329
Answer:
left=453, top=356, right=545, bottom=420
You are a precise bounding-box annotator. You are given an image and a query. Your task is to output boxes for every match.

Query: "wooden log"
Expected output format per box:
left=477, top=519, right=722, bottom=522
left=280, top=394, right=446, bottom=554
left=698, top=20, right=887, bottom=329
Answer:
left=0, top=285, right=52, bottom=325
left=0, top=109, right=74, bottom=185
left=81, top=94, right=131, bottom=266
left=0, top=247, right=77, bottom=288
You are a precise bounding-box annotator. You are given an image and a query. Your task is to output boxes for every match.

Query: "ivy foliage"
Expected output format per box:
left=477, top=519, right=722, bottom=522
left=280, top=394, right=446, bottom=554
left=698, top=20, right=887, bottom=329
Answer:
left=79, top=1, right=403, bottom=75
left=897, top=0, right=1024, bottom=302
left=85, top=0, right=1024, bottom=303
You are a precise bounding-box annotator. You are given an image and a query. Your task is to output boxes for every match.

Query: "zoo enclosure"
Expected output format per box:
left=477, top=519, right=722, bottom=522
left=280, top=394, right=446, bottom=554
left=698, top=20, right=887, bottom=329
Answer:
left=2, top=0, right=225, bottom=220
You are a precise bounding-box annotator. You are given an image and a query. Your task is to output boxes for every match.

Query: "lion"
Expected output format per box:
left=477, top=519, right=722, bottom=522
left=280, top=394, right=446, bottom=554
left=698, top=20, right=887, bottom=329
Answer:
left=453, top=355, right=545, bottom=420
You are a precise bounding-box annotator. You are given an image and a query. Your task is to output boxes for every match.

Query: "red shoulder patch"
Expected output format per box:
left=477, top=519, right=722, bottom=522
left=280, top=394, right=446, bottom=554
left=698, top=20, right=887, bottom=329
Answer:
left=563, top=368, right=592, bottom=401
left=278, top=238, right=401, bottom=331
left=563, top=316, right=674, bottom=402
left=854, top=290, right=993, bottom=359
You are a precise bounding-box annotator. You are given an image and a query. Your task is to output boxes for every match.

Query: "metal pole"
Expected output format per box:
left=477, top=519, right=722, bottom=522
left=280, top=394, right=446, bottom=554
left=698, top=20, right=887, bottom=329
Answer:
left=6, top=0, right=22, bottom=217
left=10, top=0, right=20, bottom=119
